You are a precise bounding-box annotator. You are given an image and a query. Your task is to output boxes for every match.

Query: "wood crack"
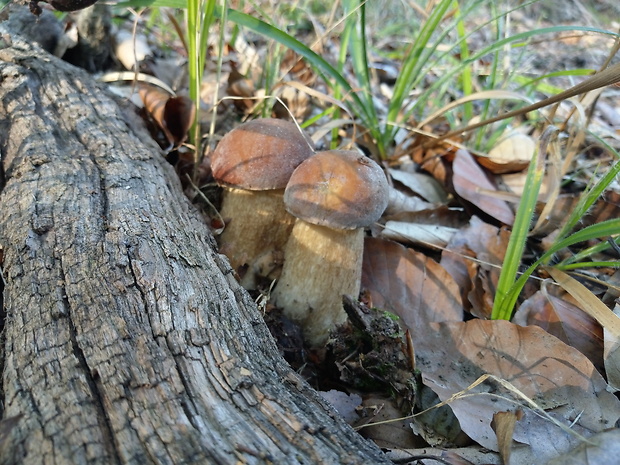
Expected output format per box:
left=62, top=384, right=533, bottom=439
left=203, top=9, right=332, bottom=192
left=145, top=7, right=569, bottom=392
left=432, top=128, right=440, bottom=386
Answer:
left=59, top=260, right=122, bottom=465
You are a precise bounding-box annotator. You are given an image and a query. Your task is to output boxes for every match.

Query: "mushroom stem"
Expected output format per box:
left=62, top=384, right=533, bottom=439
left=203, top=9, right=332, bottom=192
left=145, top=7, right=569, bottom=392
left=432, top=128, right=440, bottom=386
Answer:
left=218, top=188, right=295, bottom=279
left=272, top=220, right=364, bottom=346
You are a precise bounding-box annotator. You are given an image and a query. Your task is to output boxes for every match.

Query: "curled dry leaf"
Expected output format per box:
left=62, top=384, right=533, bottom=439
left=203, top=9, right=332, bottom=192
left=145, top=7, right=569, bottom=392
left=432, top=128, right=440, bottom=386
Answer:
left=453, top=149, right=514, bottom=225
left=385, top=187, right=433, bottom=215
left=478, top=132, right=535, bottom=174
left=281, top=49, right=316, bottom=87
left=440, top=216, right=511, bottom=318
left=381, top=221, right=458, bottom=248
left=416, top=320, right=620, bottom=464
left=411, top=138, right=452, bottom=185
left=491, top=410, right=523, bottom=465
left=272, top=85, right=312, bottom=121
left=361, top=237, right=462, bottom=331
left=227, top=66, right=256, bottom=113
left=388, top=167, right=448, bottom=204
left=138, top=85, right=195, bottom=147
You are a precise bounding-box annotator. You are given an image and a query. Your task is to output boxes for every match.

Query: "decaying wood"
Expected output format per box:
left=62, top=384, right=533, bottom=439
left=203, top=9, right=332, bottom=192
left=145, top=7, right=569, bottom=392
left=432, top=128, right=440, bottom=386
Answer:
left=0, top=27, right=390, bottom=464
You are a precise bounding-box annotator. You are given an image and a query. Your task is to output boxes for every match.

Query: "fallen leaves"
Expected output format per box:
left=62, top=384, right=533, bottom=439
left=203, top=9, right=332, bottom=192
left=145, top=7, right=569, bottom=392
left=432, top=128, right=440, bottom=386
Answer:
left=362, top=237, right=462, bottom=329
left=440, top=216, right=511, bottom=318
left=453, top=149, right=515, bottom=225
left=546, top=267, right=620, bottom=391
left=513, top=288, right=604, bottom=375
left=416, top=320, right=620, bottom=463
left=545, top=429, right=620, bottom=465
left=138, top=85, right=195, bottom=147
left=359, top=223, right=620, bottom=463
left=480, top=131, right=535, bottom=174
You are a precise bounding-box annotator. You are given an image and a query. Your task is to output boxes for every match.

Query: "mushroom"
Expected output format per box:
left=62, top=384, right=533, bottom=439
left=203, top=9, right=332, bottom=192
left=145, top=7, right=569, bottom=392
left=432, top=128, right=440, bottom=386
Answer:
left=210, top=118, right=314, bottom=288
left=271, top=150, right=389, bottom=346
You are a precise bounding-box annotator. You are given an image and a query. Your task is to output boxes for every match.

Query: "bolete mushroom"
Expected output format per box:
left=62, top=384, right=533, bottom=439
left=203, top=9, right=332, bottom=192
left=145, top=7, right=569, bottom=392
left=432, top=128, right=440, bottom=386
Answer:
left=210, top=118, right=315, bottom=288
left=271, top=150, right=389, bottom=346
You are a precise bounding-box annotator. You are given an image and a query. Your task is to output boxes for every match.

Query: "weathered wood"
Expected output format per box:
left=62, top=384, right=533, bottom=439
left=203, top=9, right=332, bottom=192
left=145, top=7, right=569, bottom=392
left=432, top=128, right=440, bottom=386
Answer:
left=0, top=27, right=390, bottom=465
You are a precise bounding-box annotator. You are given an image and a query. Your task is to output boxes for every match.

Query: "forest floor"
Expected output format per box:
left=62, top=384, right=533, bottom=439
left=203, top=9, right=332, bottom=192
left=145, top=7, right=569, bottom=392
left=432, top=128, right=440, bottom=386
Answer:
left=4, top=0, right=620, bottom=463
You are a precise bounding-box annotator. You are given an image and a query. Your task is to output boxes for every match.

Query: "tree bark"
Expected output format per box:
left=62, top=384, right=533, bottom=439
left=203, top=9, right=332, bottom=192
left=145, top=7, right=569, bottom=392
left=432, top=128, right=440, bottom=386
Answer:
left=0, top=27, right=390, bottom=465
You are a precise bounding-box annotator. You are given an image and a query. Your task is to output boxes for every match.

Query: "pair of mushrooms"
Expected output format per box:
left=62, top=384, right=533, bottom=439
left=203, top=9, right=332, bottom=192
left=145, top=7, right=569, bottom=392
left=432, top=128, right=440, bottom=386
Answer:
left=211, top=118, right=389, bottom=345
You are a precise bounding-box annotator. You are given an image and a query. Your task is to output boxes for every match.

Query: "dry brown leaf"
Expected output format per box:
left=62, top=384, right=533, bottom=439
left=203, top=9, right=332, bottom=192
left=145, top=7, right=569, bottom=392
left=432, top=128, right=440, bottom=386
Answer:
left=272, top=85, right=311, bottom=121
left=416, top=320, right=620, bottom=463
left=440, top=216, right=510, bottom=318
left=281, top=49, right=316, bottom=87
left=388, top=167, right=448, bottom=204
left=491, top=410, right=523, bottom=465
left=546, top=267, right=620, bottom=391
left=138, top=85, right=195, bottom=147
left=513, top=289, right=604, bottom=375
left=411, top=141, right=452, bottom=185
left=361, top=237, right=462, bottom=330
left=478, top=132, right=534, bottom=174
left=453, top=149, right=515, bottom=225
left=227, top=66, right=256, bottom=113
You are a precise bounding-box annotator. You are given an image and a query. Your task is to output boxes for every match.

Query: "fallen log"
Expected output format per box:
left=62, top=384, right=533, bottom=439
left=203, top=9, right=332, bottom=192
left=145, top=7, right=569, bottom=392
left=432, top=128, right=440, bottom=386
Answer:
left=0, top=25, right=389, bottom=465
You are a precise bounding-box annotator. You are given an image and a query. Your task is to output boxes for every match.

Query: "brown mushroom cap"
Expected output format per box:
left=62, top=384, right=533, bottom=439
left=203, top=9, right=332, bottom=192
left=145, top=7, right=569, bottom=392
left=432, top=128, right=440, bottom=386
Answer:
left=284, top=150, right=389, bottom=229
left=211, top=118, right=315, bottom=190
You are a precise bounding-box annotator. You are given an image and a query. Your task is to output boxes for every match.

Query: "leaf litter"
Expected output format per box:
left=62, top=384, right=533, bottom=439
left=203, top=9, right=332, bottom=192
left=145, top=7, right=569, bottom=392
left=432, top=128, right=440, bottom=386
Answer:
left=18, top=1, right=620, bottom=463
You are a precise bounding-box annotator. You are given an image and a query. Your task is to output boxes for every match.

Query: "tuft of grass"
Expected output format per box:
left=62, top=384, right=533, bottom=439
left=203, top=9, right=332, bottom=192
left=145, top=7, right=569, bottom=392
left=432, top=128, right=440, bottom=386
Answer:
left=225, top=1, right=619, bottom=158
left=491, top=126, right=558, bottom=321
left=186, top=0, right=218, bottom=169
left=492, top=137, right=620, bottom=320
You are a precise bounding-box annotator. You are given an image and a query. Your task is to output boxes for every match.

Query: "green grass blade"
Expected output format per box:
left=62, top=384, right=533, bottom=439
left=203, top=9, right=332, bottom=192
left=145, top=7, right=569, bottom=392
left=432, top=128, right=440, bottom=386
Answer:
left=513, top=69, right=596, bottom=94
left=453, top=0, right=473, bottom=122
left=559, top=232, right=620, bottom=267
left=499, top=219, right=620, bottom=319
left=187, top=0, right=217, bottom=168
left=556, top=261, right=620, bottom=271
left=115, top=0, right=187, bottom=8
left=343, top=0, right=382, bottom=152
left=347, top=1, right=376, bottom=118
left=474, top=0, right=502, bottom=149
left=225, top=9, right=371, bottom=127
left=492, top=127, right=557, bottom=320
left=409, top=25, right=619, bottom=128
left=386, top=0, right=453, bottom=134
left=553, top=156, right=620, bottom=250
